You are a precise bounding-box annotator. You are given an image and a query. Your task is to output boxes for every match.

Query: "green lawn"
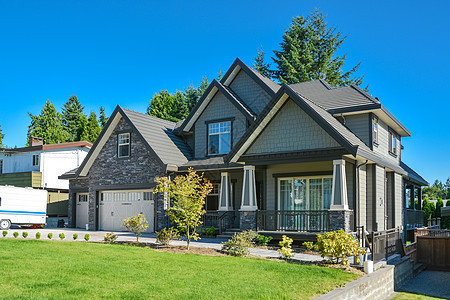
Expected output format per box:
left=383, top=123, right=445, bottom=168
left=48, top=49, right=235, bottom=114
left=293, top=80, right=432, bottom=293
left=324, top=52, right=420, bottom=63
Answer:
left=393, top=292, right=446, bottom=300
left=0, top=239, right=358, bottom=299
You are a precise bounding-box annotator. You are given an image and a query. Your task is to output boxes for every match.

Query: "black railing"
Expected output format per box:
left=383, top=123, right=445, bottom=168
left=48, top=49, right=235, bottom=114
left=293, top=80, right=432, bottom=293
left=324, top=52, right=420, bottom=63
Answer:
left=369, top=227, right=404, bottom=262
left=201, top=211, right=219, bottom=229
left=257, top=210, right=329, bottom=232
left=406, top=209, right=424, bottom=229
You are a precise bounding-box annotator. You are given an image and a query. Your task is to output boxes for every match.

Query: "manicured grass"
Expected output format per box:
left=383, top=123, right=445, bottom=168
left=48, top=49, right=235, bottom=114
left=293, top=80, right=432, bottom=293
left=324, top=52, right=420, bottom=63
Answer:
left=0, top=239, right=358, bottom=299
left=393, top=292, right=446, bottom=299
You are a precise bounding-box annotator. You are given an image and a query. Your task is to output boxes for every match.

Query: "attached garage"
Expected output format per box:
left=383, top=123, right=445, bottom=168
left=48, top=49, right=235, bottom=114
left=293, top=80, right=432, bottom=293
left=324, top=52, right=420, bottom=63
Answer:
left=76, top=193, right=89, bottom=229
left=99, top=190, right=155, bottom=232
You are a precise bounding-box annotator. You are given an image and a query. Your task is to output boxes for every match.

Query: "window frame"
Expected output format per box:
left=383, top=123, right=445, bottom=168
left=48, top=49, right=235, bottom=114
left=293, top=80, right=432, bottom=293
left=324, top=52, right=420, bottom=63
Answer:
left=206, top=118, right=233, bottom=156
left=0, top=159, right=3, bottom=174
left=117, top=132, right=131, bottom=158
left=32, top=154, right=39, bottom=166
left=389, top=128, right=398, bottom=157
left=372, top=115, right=379, bottom=146
left=205, top=183, right=220, bottom=211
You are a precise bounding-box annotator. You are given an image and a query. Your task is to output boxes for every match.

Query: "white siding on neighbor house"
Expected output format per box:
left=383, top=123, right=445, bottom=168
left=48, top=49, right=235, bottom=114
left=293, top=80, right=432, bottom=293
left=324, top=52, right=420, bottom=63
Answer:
left=0, top=152, right=40, bottom=173
left=41, top=148, right=89, bottom=189
left=246, top=99, right=341, bottom=155
left=394, top=173, right=403, bottom=228
left=357, top=164, right=367, bottom=228
left=344, top=113, right=370, bottom=147
left=229, top=69, right=272, bottom=115
left=194, top=91, right=248, bottom=159
left=373, top=117, right=401, bottom=164
left=265, top=162, right=333, bottom=211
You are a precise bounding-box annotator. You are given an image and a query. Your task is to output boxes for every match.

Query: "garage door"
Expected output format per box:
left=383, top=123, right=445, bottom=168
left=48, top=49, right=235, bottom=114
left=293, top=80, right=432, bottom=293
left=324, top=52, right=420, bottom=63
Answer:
left=99, top=190, right=155, bottom=232
left=76, top=193, right=89, bottom=229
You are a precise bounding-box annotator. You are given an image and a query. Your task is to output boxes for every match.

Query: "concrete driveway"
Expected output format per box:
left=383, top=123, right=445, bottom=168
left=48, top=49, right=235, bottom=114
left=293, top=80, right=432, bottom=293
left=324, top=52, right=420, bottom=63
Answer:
left=400, top=270, right=450, bottom=299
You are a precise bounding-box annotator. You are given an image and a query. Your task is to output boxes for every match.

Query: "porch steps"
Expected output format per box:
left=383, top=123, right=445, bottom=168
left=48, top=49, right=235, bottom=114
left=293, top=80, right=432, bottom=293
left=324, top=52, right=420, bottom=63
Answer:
left=217, top=228, right=242, bottom=239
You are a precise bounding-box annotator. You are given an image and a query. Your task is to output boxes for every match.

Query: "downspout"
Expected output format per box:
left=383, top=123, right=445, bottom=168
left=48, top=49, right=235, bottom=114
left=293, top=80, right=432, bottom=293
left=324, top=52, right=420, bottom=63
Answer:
left=355, top=160, right=368, bottom=229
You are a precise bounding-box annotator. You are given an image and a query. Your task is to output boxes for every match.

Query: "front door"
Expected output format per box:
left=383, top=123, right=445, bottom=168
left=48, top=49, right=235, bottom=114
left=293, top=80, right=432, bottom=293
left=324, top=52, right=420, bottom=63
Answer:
left=76, top=193, right=89, bottom=229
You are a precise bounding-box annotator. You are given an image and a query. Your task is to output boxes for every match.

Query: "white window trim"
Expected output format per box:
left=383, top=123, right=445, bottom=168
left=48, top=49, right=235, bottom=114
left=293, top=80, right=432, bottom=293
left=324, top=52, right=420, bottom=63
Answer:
left=32, top=154, right=40, bottom=166
left=373, top=116, right=379, bottom=145
left=118, top=133, right=130, bottom=158
left=208, top=121, right=231, bottom=156
left=277, top=175, right=333, bottom=211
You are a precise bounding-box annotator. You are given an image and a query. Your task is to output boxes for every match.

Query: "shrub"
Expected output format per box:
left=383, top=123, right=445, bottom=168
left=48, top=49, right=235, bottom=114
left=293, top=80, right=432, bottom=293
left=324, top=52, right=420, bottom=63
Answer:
left=195, top=226, right=205, bottom=236
left=22, top=232, right=28, bottom=239
left=2, top=231, right=7, bottom=237
left=256, top=234, right=273, bottom=246
left=278, top=235, right=293, bottom=260
left=73, top=234, right=78, bottom=240
left=84, top=234, right=90, bottom=241
left=205, top=226, right=215, bottom=236
left=13, top=232, right=19, bottom=238
left=302, top=241, right=314, bottom=251
left=221, top=230, right=257, bottom=257
left=59, top=233, right=65, bottom=240
left=156, top=227, right=178, bottom=246
left=104, top=232, right=118, bottom=242
left=36, top=232, right=41, bottom=239
left=123, top=214, right=148, bottom=242
left=48, top=233, right=53, bottom=239
left=313, top=230, right=365, bottom=265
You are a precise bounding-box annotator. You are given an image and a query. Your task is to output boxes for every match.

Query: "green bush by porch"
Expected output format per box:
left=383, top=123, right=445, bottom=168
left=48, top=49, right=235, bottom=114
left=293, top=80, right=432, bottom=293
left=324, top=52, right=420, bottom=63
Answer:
left=0, top=239, right=358, bottom=299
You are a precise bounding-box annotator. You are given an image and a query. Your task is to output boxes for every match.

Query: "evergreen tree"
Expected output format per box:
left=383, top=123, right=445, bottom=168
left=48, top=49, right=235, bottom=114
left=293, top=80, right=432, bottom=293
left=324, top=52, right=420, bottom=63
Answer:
left=62, top=95, right=85, bottom=142
left=0, top=124, right=4, bottom=148
left=184, top=76, right=209, bottom=112
left=77, top=111, right=101, bottom=144
left=173, top=90, right=189, bottom=121
left=253, top=47, right=271, bottom=77
left=271, top=9, right=364, bottom=87
left=147, top=90, right=178, bottom=122
left=27, top=100, right=69, bottom=144
left=99, top=105, right=109, bottom=128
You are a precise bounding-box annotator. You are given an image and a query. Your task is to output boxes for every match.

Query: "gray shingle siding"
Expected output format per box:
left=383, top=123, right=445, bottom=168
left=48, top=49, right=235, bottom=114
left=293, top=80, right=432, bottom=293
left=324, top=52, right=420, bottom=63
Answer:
left=373, top=117, right=400, bottom=164
left=394, top=173, right=403, bottom=228
left=194, top=91, right=248, bottom=159
left=366, top=164, right=374, bottom=232
left=346, top=161, right=355, bottom=210
left=344, top=113, right=370, bottom=147
left=246, top=99, right=341, bottom=155
left=375, top=165, right=386, bottom=231
left=230, top=69, right=272, bottom=115
left=357, top=164, right=367, bottom=228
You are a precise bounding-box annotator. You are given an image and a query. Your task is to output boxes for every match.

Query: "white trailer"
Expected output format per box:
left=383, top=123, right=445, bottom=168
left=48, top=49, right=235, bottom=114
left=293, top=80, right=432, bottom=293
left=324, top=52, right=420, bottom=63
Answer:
left=0, top=185, right=47, bottom=230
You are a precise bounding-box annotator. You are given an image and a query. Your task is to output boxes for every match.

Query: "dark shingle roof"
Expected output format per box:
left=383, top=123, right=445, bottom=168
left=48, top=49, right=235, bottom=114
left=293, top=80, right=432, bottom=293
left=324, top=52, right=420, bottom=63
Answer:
left=400, top=161, right=429, bottom=186
left=179, top=156, right=242, bottom=171
left=121, top=108, right=191, bottom=166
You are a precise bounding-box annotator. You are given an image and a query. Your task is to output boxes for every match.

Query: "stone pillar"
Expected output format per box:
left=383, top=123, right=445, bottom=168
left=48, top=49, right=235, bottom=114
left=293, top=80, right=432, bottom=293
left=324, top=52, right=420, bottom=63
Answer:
left=218, top=172, right=231, bottom=211
left=240, top=165, right=258, bottom=230
left=330, top=159, right=349, bottom=210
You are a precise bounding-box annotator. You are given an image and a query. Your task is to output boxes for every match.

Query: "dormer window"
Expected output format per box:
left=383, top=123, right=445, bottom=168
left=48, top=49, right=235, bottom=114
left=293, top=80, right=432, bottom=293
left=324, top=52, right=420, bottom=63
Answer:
left=118, top=133, right=130, bottom=158
left=208, top=121, right=231, bottom=155
left=373, top=116, right=379, bottom=145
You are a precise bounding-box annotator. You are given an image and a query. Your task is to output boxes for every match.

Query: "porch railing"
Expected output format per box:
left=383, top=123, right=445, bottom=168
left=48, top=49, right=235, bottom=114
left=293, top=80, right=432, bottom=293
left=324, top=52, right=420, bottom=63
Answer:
left=369, top=227, right=404, bottom=262
left=201, top=211, right=219, bottom=229
left=256, top=210, right=329, bottom=232
left=406, top=209, right=424, bottom=229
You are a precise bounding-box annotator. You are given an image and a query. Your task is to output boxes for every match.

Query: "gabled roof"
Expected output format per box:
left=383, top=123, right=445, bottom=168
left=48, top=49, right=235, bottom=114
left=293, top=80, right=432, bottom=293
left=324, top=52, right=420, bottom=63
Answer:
left=177, top=79, right=256, bottom=133
left=228, top=84, right=370, bottom=163
left=289, top=80, right=410, bottom=137
left=73, top=105, right=191, bottom=178
left=221, top=57, right=280, bottom=96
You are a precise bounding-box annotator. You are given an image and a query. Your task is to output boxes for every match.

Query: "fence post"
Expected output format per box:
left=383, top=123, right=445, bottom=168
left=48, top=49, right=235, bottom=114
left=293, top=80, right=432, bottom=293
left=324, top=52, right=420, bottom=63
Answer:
left=428, top=218, right=432, bottom=227
left=437, top=218, right=441, bottom=228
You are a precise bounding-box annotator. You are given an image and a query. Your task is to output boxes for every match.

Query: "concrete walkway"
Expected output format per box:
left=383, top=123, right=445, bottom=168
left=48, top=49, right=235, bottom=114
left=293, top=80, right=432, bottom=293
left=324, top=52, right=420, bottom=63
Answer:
left=400, top=270, right=450, bottom=299
left=2, top=227, right=324, bottom=262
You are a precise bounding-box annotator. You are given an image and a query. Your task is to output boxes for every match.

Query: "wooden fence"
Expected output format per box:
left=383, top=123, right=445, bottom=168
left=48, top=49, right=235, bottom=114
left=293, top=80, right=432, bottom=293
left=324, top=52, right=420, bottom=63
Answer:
left=416, top=228, right=450, bottom=270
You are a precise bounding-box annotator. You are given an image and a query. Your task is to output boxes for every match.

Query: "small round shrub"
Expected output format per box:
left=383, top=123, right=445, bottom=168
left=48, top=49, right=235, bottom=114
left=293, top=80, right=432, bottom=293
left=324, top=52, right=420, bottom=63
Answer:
left=36, top=232, right=41, bottom=239
left=48, top=233, right=53, bottom=240
left=84, top=234, right=90, bottom=241
left=59, top=233, right=65, bottom=240
left=22, top=232, right=28, bottom=239
left=13, top=232, right=19, bottom=238
left=103, top=232, right=118, bottom=242
left=2, top=231, right=7, bottom=237
left=73, top=234, right=78, bottom=240
left=221, top=230, right=258, bottom=257
left=156, top=227, right=178, bottom=246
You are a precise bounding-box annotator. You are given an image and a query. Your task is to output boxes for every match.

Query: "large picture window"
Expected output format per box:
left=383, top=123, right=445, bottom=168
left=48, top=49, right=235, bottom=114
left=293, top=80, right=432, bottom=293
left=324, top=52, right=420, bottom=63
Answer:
left=278, top=176, right=332, bottom=211
left=208, top=121, right=231, bottom=155
left=118, top=133, right=130, bottom=158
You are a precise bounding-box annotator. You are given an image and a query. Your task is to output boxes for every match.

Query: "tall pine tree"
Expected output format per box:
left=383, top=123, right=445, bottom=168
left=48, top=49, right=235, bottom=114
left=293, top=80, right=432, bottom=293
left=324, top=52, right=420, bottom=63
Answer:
left=147, top=90, right=178, bottom=122
left=62, top=95, right=85, bottom=142
left=99, top=105, right=109, bottom=128
left=253, top=47, right=271, bottom=77
left=77, top=111, right=101, bottom=143
left=184, top=76, right=209, bottom=111
left=271, top=9, right=364, bottom=87
left=27, top=100, right=69, bottom=144
left=0, top=123, right=4, bottom=148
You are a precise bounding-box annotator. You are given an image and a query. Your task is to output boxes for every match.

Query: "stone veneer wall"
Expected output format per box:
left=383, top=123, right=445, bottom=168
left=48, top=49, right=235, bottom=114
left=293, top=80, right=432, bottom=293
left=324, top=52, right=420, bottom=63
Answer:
left=67, top=178, right=88, bottom=227
left=83, top=118, right=166, bottom=231
left=240, top=211, right=257, bottom=230
left=329, top=210, right=353, bottom=232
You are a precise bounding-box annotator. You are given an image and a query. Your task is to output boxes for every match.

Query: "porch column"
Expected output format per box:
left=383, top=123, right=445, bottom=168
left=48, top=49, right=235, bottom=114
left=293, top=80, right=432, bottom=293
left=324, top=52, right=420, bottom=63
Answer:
left=240, top=165, right=258, bottom=230
left=329, top=159, right=351, bottom=232
left=330, top=159, right=349, bottom=210
left=218, top=172, right=231, bottom=211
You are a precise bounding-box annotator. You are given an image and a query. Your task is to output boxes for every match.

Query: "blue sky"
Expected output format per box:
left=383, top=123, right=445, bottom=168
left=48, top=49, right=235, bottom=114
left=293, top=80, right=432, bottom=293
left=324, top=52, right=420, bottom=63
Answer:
left=0, top=1, right=449, bottom=183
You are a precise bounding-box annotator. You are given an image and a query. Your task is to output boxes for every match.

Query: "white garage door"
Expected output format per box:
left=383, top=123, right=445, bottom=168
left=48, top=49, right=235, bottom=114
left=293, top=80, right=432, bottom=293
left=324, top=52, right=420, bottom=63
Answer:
left=99, top=190, right=155, bottom=232
left=76, top=193, right=89, bottom=229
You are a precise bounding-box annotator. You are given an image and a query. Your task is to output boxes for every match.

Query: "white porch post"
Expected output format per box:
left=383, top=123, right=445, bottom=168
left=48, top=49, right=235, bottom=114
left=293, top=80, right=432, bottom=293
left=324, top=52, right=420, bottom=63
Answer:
left=218, top=172, right=231, bottom=211
left=330, top=159, right=349, bottom=211
left=240, top=165, right=258, bottom=210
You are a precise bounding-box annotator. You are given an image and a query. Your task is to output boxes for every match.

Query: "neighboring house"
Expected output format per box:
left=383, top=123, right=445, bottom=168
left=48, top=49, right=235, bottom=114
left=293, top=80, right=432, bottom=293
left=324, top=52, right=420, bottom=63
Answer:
left=60, top=58, right=427, bottom=240
left=0, top=137, right=92, bottom=219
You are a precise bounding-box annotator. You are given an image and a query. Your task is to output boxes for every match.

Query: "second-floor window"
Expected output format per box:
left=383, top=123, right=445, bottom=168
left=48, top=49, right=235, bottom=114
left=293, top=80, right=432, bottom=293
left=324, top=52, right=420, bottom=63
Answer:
left=32, top=155, right=39, bottom=166
left=208, top=121, right=231, bottom=155
left=389, top=130, right=398, bottom=156
left=118, top=133, right=130, bottom=158
left=373, top=116, right=379, bottom=145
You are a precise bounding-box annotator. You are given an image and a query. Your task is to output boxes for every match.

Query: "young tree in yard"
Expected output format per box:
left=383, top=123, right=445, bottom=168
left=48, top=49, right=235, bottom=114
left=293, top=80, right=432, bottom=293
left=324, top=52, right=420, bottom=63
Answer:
left=62, top=95, right=85, bottom=142
left=270, top=9, right=365, bottom=87
left=154, top=168, right=213, bottom=250
left=99, top=105, right=109, bottom=128
left=123, top=214, right=149, bottom=242
left=27, top=100, right=69, bottom=145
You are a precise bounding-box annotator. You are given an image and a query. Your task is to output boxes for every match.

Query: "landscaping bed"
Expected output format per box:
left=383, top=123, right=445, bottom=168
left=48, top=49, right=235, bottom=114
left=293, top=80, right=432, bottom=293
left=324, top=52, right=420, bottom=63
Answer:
left=0, top=239, right=359, bottom=299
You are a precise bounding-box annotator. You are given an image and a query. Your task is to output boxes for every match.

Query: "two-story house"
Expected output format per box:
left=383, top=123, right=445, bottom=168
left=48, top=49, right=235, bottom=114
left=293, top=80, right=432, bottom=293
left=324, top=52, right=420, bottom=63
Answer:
left=0, top=137, right=92, bottom=220
left=60, top=58, right=427, bottom=240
